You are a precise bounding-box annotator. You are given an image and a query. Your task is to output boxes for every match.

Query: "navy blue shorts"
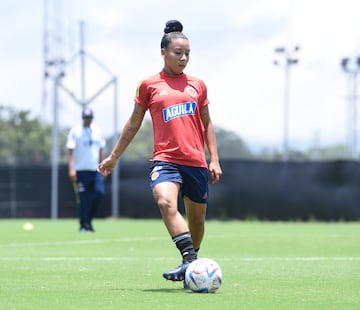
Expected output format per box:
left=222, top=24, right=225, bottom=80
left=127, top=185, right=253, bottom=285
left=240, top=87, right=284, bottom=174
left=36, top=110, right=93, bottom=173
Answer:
left=149, top=161, right=208, bottom=204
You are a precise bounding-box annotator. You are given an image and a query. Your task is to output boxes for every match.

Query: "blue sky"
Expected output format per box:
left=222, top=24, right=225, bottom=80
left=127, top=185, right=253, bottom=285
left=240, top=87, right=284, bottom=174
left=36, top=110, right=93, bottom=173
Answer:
left=1, top=0, right=360, bottom=152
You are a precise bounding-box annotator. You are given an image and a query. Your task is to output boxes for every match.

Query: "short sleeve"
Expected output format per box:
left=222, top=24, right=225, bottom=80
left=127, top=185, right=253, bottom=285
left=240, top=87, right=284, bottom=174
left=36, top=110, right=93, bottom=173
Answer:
left=66, top=128, right=76, bottom=149
left=134, top=79, right=149, bottom=110
left=198, top=80, right=209, bottom=109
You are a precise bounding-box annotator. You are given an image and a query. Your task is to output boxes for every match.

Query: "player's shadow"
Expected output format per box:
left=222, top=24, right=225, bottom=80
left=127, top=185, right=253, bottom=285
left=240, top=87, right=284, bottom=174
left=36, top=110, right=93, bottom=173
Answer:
left=142, top=288, right=191, bottom=294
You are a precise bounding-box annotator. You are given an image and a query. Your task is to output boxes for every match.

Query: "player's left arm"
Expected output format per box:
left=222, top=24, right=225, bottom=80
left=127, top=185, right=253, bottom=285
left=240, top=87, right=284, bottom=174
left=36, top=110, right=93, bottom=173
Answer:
left=200, top=106, right=222, bottom=183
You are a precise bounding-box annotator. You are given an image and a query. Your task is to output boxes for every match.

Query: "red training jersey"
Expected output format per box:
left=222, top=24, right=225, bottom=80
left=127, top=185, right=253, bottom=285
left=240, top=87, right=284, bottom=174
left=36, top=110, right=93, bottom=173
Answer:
left=134, top=70, right=209, bottom=168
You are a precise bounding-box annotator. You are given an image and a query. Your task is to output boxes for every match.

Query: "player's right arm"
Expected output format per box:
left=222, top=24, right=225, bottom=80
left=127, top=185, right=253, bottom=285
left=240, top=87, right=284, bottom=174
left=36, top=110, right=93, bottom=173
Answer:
left=97, top=103, right=146, bottom=176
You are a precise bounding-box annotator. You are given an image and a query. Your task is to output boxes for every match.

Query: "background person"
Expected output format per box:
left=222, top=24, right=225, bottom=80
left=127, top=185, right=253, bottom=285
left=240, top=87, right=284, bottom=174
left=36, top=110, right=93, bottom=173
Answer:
left=97, top=20, right=222, bottom=284
left=66, top=107, right=106, bottom=232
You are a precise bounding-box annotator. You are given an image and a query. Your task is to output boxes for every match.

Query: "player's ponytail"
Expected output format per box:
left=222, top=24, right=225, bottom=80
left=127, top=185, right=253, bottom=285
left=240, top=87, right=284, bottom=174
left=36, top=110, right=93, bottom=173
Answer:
left=164, top=20, right=183, bottom=34
left=161, top=20, right=187, bottom=48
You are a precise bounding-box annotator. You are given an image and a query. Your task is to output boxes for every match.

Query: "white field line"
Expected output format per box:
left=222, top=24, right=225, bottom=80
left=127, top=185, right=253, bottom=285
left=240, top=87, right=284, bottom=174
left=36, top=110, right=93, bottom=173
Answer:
left=0, top=237, right=168, bottom=248
left=0, top=257, right=359, bottom=262
left=1, top=237, right=359, bottom=262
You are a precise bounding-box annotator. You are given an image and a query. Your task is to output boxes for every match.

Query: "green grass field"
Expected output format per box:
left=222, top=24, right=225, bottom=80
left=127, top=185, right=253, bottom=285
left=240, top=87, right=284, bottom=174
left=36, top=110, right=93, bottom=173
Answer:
left=0, top=219, right=359, bottom=310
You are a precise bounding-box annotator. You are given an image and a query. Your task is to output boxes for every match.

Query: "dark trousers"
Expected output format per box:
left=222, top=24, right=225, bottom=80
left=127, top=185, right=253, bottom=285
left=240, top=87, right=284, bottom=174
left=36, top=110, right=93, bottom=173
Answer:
left=76, top=171, right=105, bottom=227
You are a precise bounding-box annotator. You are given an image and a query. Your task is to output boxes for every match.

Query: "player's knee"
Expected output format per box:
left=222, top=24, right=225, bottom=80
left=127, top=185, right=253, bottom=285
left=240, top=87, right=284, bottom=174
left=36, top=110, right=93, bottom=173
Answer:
left=157, top=197, right=176, bottom=216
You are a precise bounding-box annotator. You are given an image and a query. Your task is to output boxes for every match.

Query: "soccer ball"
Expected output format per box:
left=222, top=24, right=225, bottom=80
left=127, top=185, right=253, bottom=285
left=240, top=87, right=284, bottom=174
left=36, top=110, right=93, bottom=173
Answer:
left=185, top=258, right=223, bottom=293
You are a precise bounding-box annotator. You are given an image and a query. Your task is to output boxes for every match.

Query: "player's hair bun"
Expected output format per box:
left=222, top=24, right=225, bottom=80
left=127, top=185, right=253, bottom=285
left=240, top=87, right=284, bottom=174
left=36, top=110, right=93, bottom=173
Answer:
left=164, top=20, right=183, bottom=34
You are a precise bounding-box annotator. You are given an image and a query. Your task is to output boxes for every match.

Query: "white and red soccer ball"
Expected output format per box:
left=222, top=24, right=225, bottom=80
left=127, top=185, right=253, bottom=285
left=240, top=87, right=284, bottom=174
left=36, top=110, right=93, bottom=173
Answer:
left=184, top=258, right=223, bottom=293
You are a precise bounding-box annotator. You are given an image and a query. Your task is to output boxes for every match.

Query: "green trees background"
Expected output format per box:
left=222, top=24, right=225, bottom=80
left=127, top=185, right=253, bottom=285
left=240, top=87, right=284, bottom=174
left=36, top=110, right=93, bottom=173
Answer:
left=0, top=106, right=67, bottom=165
left=0, top=105, right=351, bottom=165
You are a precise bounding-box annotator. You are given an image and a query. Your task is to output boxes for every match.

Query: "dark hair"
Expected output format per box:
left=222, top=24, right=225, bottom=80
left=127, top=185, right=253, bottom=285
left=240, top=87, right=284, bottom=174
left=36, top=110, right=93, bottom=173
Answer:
left=161, top=20, right=188, bottom=48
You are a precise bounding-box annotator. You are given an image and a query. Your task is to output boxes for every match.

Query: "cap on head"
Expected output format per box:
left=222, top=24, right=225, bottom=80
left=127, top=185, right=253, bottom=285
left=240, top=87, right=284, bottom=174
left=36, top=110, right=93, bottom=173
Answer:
left=82, top=107, right=94, bottom=118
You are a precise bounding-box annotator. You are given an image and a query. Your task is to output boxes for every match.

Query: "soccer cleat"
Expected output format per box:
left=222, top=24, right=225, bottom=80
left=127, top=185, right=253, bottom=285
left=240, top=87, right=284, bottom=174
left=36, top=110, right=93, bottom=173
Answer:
left=162, top=261, right=190, bottom=281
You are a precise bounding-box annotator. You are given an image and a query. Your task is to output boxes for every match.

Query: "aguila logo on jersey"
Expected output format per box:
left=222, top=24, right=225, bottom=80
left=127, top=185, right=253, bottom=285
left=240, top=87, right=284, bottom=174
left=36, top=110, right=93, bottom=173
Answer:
left=163, top=102, right=197, bottom=122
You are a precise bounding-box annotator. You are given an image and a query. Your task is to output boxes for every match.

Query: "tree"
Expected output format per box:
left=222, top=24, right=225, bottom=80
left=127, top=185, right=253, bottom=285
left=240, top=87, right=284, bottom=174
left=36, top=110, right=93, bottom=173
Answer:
left=105, top=118, right=154, bottom=160
left=0, top=105, right=67, bottom=165
left=214, top=127, right=252, bottom=159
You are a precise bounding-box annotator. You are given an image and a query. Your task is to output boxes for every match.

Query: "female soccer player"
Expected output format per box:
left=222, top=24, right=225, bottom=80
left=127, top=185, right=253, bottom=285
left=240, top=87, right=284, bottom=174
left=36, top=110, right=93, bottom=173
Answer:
left=97, top=19, right=222, bottom=284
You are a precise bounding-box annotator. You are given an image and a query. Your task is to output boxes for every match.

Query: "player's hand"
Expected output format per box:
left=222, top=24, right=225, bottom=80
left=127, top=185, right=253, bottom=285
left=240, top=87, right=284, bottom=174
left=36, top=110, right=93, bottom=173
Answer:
left=209, top=161, right=222, bottom=184
left=97, top=155, right=117, bottom=176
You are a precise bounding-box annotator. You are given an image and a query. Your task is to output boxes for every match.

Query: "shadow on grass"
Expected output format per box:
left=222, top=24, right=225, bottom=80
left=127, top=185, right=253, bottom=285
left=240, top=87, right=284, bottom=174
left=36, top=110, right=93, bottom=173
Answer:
left=142, top=288, right=191, bottom=294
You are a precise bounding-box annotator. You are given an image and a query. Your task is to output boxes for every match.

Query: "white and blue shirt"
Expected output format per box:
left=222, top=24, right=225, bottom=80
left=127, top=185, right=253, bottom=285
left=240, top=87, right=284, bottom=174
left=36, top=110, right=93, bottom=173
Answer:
left=66, top=124, right=105, bottom=171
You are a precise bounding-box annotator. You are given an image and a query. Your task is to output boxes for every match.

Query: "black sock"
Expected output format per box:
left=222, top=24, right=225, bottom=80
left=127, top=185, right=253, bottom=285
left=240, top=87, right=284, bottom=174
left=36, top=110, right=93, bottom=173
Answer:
left=172, top=232, right=197, bottom=263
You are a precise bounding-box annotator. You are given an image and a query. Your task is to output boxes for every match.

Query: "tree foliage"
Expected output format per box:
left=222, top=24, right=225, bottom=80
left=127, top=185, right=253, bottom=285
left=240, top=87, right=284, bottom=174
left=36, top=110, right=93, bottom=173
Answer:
left=0, top=105, right=68, bottom=165
left=120, top=118, right=154, bottom=159
left=214, top=127, right=252, bottom=159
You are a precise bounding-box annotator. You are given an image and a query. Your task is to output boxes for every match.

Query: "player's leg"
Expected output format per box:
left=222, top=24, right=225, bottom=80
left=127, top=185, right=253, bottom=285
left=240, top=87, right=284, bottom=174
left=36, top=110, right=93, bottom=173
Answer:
left=180, top=167, right=208, bottom=289
left=183, top=196, right=207, bottom=252
left=149, top=161, right=197, bottom=281
left=153, top=181, right=197, bottom=281
left=180, top=165, right=209, bottom=253
left=76, top=171, right=91, bottom=232
left=152, top=181, right=186, bottom=236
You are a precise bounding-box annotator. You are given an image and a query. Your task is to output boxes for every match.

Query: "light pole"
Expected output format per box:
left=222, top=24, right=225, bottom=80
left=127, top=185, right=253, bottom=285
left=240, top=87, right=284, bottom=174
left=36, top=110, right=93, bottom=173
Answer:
left=50, top=21, right=119, bottom=220
left=274, top=45, right=300, bottom=160
left=341, top=56, right=360, bottom=159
